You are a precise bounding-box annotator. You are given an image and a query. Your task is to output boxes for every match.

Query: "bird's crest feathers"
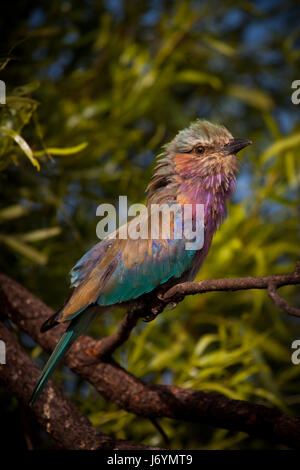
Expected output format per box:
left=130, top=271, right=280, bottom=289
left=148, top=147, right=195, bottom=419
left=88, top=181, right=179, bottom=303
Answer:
left=166, top=119, right=233, bottom=154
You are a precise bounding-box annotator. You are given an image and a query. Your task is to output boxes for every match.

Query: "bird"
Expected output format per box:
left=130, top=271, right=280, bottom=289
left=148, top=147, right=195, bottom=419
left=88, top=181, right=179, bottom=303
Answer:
left=29, top=119, right=252, bottom=404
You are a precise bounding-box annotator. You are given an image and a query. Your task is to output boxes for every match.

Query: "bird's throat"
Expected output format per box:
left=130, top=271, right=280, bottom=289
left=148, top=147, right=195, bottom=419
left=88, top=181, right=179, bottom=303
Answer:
left=177, top=172, right=236, bottom=228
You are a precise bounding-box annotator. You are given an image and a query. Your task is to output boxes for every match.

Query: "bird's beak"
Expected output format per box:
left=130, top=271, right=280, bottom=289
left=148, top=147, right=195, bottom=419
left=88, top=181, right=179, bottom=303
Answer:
left=223, top=138, right=252, bottom=156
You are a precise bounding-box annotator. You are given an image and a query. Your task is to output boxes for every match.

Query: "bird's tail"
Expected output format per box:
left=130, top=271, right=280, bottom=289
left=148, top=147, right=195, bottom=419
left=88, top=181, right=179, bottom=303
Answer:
left=29, top=306, right=98, bottom=405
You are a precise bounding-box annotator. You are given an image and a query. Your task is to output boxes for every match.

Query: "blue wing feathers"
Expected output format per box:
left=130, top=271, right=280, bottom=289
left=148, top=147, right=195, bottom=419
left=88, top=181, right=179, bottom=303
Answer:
left=64, top=210, right=198, bottom=318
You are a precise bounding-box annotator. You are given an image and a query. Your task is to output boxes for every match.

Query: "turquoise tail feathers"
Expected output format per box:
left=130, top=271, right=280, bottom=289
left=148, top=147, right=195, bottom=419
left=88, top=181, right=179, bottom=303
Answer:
left=29, top=328, right=76, bottom=405
left=29, top=306, right=99, bottom=405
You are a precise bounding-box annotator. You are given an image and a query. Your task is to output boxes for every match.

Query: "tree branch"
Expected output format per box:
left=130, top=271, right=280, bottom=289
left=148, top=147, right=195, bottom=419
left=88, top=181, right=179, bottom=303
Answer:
left=0, top=322, right=158, bottom=450
left=1, top=272, right=300, bottom=448
left=90, top=262, right=300, bottom=358
left=268, top=282, right=300, bottom=318
left=163, top=262, right=300, bottom=301
left=85, top=311, right=139, bottom=359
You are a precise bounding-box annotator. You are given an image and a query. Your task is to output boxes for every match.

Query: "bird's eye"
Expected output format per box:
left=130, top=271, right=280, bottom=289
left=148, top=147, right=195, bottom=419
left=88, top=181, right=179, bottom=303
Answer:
left=195, top=146, right=204, bottom=155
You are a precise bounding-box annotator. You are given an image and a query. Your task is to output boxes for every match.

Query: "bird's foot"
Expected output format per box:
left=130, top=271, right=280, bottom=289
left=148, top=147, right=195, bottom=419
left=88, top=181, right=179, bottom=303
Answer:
left=167, top=301, right=178, bottom=310
left=157, top=292, right=165, bottom=301
left=143, top=312, right=157, bottom=322
left=143, top=303, right=164, bottom=322
left=169, top=294, right=185, bottom=306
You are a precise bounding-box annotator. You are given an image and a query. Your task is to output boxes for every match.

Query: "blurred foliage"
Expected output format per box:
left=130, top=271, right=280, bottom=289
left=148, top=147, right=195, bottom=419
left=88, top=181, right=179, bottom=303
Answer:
left=0, top=0, right=300, bottom=450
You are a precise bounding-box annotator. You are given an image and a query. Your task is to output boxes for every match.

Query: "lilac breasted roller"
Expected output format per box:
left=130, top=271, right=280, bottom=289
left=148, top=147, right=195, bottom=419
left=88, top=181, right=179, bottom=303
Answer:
left=29, top=119, right=251, bottom=404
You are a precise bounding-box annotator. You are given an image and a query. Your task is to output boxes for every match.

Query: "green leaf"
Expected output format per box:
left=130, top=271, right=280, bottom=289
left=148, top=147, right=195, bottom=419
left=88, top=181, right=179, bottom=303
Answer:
left=0, top=234, right=47, bottom=265
left=252, top=388, right=287, bottom=411
left=18, top=227, right=62, bottom=242
left=194, top=382, right=243, bottom=400
left=202, top=35, right=236, bottom=57
left=0, top=204, right=30, bottom=223
left=176, top=70, right=222, bottom=89
left=33, top=141, right=88, bottom=156
left=6, top=96, right=39, bottom=105
left=193, top=334, right=219, bottom=357
left=260, top=133, right=300, bottom=162
left=12, top=81, right=40, bottom=97
left=0, top=127, right=40, bottom=170
left=226, top=84, right=274, bottom=110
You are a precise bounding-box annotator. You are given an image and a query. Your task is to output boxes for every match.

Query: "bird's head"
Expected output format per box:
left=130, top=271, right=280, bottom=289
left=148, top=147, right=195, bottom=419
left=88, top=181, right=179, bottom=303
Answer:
left=168, top=119, right=252, bottom=183
left=147, top=119, right=252, bottom=203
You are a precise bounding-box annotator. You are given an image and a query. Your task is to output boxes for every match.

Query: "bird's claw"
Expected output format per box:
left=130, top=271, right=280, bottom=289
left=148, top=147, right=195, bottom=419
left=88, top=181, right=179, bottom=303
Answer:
left=157, top=292, right=165, bottom=301
left=143, top=311, right=158, bottom=322
left=143, top=315, right=155, bottom=322
left=167, top=301, right=178, bottom=310
left=143, top=304, right=164, bottom=322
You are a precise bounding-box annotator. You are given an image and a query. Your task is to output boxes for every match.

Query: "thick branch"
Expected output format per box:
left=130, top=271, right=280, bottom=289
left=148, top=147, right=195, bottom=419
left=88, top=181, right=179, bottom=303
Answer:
left=1, top=272, right=300, bottom=448
left=0, top=323, right=157, bottom=450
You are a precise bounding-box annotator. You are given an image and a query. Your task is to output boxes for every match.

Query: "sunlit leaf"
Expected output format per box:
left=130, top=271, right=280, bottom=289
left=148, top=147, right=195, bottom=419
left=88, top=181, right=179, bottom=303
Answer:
left=19, top=227, right=62, bottom=242
left=33, top=141, right=88, bottom=157
left=0, top=204, right=30, bottom=223
left=261, top=133, right=300, bottom=162
left=0, top=127, right=40, bottom=170
left=202, top=35, right=236, bottom=57
left=227, top=84, right=274, bottom=110
left=0, top=234, right=47, bottom=264
left=176, top=70, right=222, bottom=89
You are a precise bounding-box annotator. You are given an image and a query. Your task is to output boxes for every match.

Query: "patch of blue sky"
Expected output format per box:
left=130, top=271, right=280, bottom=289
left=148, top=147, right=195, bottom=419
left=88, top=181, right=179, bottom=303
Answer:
left=28, top=7, right=46, bottom=29
left=220, top=8, right=246, bottom=32
left=47, top=50, right=74, bottom=80
left=104, top=0, right=124, bottom=21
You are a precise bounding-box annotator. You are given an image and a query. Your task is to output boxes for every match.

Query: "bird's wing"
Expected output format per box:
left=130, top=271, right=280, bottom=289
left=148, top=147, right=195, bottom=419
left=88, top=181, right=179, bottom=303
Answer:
left=57, top=207, right=198, bottom=322
left=70, top=237, right=114, bottom=288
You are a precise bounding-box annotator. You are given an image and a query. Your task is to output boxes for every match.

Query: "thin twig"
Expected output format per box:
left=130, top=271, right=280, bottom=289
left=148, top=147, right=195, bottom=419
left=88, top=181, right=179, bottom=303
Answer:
left=268, top=282, right=300, bottom=318
left=85, top=311, right=139, bottom=359
left=163, top=263, right=300, bottom=301
left=150, top=418, right=170, bottom=448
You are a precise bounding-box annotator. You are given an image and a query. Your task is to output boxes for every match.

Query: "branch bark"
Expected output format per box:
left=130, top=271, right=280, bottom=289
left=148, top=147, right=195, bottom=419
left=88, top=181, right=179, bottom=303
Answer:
left=163, top=262, right=300, bottom=302
left=0, top=322, right=158, bottom=450
left=0, top=271, right=300, bottom=448
left=268, top=282, right=300, bottom=318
